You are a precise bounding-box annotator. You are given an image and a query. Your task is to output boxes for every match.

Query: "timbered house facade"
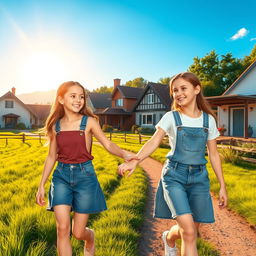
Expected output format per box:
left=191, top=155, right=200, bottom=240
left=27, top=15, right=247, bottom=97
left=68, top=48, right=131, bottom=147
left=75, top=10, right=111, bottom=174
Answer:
left=134, top=82, right=171, bottom=129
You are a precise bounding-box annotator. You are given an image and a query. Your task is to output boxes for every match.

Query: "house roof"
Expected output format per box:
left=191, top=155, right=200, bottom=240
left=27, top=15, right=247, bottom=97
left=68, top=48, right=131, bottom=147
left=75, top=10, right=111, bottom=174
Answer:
left=88, top=93, right=111, bottom=109
left=112, top=86, right=144, bottom=99
left=133, top=82, right=171, bottom=110
left=26, top=104, right=51, bottom=121
left=223, top=60, right=256, bottom=95
left=98, top=107, right=132, bottom=115
left=206, top=94, right=256, bottom=106
left=0, top=91, right=37, bottom=117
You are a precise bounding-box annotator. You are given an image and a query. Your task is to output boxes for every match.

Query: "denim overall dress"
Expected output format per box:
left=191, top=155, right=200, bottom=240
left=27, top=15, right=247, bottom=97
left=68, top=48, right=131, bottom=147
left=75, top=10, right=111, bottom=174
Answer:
left=47, top=115, right=107, bottom=214
left=154, top=111, right=215, bottom=223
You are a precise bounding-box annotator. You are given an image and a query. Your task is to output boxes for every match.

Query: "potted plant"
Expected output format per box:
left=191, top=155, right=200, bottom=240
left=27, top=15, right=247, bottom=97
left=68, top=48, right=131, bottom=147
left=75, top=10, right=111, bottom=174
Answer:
left=218, top=126, right=227, bottom=136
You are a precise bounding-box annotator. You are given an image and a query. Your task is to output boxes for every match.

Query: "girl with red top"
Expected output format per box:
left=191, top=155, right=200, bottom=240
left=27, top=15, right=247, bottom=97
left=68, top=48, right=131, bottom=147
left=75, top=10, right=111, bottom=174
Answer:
left=36, top=81, right=136, bottom=256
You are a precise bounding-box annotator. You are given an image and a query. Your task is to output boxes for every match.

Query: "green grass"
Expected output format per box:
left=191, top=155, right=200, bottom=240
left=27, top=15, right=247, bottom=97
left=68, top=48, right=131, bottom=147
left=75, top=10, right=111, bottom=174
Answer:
left=0, top=136, right=147, bottom=256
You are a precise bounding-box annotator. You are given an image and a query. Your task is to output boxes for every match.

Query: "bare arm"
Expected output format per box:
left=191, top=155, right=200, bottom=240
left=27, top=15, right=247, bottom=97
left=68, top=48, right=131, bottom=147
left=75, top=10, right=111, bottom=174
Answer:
left=88, top=117, right=136, bottom=161
left=207, top=139, right=228, bottom=208
left=36, top=133, right=57, bottom=206
left=118, top=127, right=166, bottom=176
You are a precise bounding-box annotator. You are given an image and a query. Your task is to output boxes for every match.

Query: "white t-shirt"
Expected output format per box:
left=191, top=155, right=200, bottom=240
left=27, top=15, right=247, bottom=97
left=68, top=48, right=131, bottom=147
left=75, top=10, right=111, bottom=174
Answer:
left=155, top=111, right=219, bottom=157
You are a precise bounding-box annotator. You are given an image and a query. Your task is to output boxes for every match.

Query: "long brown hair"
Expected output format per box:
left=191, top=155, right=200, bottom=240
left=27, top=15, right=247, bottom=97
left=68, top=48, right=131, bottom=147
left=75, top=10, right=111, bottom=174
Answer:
left=169, top=72, right=216, bottom=119
left=43, top=81, right=97, bottom=139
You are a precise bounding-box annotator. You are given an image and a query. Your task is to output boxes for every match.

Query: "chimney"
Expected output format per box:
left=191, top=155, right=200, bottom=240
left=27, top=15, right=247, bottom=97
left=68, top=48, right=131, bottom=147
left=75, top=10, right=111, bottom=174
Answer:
left=11, top=87, right=16, bottom=95
left=113, top=78, right=121, bottom=88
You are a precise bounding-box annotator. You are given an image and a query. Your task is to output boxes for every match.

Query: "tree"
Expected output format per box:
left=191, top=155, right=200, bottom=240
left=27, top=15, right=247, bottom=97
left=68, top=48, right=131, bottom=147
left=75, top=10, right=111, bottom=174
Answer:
left=92, top=86, right=113, bottom=94
left=241, top=44, right=256, bottom=69
left=125, top=77, right=147, bottom=88
left=158, top=77, right=171, bottom=85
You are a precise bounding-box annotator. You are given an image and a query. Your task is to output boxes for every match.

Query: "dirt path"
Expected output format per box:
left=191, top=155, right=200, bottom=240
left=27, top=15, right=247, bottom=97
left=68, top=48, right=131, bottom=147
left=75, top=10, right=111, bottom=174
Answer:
left=137, top=157, right=256, bottom=256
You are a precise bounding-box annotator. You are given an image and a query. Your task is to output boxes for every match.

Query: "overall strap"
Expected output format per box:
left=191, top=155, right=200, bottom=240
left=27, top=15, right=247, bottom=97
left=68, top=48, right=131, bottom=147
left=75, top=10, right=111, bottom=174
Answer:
left=172, top=111, right=182, bottom=126
left=80, top=115, right=88, bottom=131
left=55, top=119, right=61, bottom=133
left=203, top=112, right=209, bottom=128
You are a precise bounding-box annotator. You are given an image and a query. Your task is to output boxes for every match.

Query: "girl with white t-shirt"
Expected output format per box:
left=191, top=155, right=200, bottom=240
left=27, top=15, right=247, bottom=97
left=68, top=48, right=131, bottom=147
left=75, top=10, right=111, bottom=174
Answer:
left=118, top=72, right=227, bottom=256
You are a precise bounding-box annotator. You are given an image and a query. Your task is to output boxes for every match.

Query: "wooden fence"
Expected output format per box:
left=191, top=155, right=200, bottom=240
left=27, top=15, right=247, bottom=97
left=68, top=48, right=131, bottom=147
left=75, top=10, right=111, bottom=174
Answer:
left=0, top=132, right=255, bottom=156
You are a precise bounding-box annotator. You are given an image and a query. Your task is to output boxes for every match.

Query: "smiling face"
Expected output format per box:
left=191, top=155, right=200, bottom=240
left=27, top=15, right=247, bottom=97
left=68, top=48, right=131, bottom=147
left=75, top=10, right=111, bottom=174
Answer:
left=58, top=85, right=85, bottom=114
left=172, top=78, right=200, bottom=108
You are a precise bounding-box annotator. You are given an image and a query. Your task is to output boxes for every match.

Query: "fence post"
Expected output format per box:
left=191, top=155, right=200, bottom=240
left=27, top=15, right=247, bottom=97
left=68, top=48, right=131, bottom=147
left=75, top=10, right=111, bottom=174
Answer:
left=124, top=132, right=126, bottom=142
left=39, top=133, right=41, bottom=144
left=139, top=132, right=141, bottom=144
left=109, top=132, right=112, bottom=141
left=6, top=138, right=8, bottom=146
left=22, top=133, right=25, bottom=143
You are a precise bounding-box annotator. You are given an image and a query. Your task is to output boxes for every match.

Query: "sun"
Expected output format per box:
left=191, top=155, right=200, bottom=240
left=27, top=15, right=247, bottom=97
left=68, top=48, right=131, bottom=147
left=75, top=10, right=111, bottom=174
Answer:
left=20, top=49, right=67, bottom=91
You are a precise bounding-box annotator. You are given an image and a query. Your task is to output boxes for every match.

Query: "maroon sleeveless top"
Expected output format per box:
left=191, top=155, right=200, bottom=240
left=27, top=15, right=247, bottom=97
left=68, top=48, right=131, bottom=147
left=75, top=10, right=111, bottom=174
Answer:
left=55, top=116, right=94, bottom=164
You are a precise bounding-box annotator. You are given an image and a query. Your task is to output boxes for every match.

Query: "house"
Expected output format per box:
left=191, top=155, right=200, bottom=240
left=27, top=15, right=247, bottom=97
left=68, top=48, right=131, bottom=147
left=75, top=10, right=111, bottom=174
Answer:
left=207, top=60, right=256, bottom=138
left=96, top=79, right=144, bottom=130
left=0, top=88, right=51, bottom=129
left=134, top=82, right=171, bottom=128
left=87, top=92, right=111, bottom=126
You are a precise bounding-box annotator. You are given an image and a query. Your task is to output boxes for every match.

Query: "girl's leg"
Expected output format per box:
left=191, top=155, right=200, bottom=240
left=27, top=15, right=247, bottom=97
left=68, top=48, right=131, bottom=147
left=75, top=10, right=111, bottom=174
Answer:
left=166, top=221, right=200, bottom=248
left=54, top=205, right=72, bottom=256
left=174, top=214, right=198, bottom=256
left=72, top=212, right=95, bottom=255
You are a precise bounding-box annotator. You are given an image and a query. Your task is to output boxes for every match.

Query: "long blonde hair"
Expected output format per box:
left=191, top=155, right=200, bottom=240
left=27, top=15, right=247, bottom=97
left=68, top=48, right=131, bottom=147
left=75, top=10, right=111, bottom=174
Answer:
left=169, top=72, right=216, bottom=119
left=43, top=81, right=97, bottom=139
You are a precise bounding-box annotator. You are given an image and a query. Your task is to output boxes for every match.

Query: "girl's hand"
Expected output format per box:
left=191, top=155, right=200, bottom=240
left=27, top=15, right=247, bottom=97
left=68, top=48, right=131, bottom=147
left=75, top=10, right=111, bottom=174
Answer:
left=123, top=152, right=140, bottom=162
left=118, top=160, right=138, bottom=177
left=218, top=187, right=228, bottom=209
left=36, top=187, right=46, bottom=206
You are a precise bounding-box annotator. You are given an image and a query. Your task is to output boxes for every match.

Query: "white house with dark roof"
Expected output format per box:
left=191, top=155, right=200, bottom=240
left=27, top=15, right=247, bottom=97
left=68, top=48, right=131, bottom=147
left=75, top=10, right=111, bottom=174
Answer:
left=207, top=60, right=256, bottom=138
left=0, top=88, right=51, bottom=129
left=134, top=82, right=171, bottom=128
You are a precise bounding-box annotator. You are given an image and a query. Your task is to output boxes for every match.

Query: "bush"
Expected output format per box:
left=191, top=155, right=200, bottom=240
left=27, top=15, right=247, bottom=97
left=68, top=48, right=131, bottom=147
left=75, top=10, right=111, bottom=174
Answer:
left=131, top=125, right=140, bottom=134
left=138, top=127, right=155, bottom=134
left=102, top=124, right=113, bottom=132
left=219, top=148, right=241, bottom=164
left=16, top=123, right=26, bottom=130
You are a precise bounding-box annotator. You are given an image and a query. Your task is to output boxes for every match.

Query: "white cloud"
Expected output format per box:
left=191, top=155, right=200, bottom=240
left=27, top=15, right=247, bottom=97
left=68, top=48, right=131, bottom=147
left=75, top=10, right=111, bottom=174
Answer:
left=250, top=38, right=256, bottom=41
left=231, top=28, right=249, bottom=40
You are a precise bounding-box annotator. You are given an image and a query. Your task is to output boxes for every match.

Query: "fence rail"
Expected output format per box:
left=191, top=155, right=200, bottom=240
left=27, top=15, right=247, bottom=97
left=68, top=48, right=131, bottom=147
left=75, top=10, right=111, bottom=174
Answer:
left=1, top=132, right=255, bottom=156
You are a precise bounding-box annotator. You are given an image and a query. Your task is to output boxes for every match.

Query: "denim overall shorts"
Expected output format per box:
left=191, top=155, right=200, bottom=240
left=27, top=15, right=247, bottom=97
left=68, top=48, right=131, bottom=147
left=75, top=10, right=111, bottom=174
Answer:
left=47, top=116, right=107, bottom=214
left=154, top=111, right=215, bottom=223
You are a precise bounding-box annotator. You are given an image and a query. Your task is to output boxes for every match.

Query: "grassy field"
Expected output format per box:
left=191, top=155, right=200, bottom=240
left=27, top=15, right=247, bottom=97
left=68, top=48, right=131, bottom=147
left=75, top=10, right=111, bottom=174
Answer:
left=0, top=137, right=147, bottom=255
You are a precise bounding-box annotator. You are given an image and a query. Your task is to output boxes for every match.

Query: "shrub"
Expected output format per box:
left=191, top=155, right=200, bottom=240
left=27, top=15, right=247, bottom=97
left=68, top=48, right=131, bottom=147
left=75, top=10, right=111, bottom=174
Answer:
left=16, top=123, right=26, bottom=130
left=219, top=148, right=241, bottom=164
left=131, top=125, right=140, bottom=134
left=138, top=127, right=155, bottom=134
left=102, top=124, right=113, bottom=132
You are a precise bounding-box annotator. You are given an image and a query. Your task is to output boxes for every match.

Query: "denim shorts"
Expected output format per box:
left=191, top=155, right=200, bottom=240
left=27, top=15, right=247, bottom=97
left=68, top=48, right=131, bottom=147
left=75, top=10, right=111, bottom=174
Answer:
left=156, top=160, right=214, bottom=223
left=47, top=161, right=107, bottom=214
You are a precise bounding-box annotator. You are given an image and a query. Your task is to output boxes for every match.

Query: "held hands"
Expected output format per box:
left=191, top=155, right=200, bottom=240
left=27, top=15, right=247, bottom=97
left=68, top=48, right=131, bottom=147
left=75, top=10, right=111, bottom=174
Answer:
left=118, top=160, right=138, bottom=177
left=218, top=187, right=228, bottom=209
left=36, top=187, right=46, bottom=207
left=123, top=152, right=140, bottom=162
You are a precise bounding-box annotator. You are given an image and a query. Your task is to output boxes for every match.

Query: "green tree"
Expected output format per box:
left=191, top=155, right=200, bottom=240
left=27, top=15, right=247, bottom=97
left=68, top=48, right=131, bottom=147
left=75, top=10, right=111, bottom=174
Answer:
left=241, top=44, right=256, bottom=69
left=125, top=77, right=147, bottom=88
left=158, top=77, right=171, bottom=85
left=92, top=86, right=113, bottom=94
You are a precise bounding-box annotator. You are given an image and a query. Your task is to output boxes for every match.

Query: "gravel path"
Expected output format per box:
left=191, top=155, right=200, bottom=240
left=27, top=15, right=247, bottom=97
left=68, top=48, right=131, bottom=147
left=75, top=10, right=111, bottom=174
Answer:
left=137, top=157, right=256, bottom=256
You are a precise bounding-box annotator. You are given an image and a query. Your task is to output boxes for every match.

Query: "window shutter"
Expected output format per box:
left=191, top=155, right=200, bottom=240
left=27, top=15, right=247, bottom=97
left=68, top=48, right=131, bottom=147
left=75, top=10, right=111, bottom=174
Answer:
left=139, top=114, right=141, bottom=125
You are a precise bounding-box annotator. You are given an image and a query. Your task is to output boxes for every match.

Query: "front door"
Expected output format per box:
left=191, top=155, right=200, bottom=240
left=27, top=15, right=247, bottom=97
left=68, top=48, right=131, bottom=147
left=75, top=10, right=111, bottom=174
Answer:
left=5, top=117, right=17, bottom=128
left=232, top=108, right=244, bottom=137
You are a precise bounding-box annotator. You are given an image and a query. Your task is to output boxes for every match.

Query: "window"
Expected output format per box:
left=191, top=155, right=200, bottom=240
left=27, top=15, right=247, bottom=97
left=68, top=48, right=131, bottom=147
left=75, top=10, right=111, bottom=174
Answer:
left=5, top=101, right=14, bottom=108
left=116, top=99, right=123, bottom=107
left=142, top=114, right=153, bottom=125
left=147, top=94, right=154, bottom=104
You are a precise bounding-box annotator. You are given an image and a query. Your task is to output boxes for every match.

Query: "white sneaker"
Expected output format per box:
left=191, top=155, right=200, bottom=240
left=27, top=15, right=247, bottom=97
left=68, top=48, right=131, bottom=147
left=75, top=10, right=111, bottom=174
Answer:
left=162, top=230, right=177, bottom=256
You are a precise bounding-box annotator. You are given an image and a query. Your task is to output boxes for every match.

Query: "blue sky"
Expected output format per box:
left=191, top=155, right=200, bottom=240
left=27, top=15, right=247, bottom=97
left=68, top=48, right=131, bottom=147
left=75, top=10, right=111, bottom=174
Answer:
left=0, top=0, right=255, bottom=95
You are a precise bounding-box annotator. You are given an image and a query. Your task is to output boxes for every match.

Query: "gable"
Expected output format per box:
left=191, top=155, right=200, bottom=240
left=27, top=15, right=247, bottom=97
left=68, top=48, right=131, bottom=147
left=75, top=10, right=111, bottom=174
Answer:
left=224, top=61, right=256, bottom=96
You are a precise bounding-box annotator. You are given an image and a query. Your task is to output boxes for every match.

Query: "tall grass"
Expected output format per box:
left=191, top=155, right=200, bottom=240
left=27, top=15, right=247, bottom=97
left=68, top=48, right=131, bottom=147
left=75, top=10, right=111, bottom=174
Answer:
left=0, top=136, right=148, bottom=255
